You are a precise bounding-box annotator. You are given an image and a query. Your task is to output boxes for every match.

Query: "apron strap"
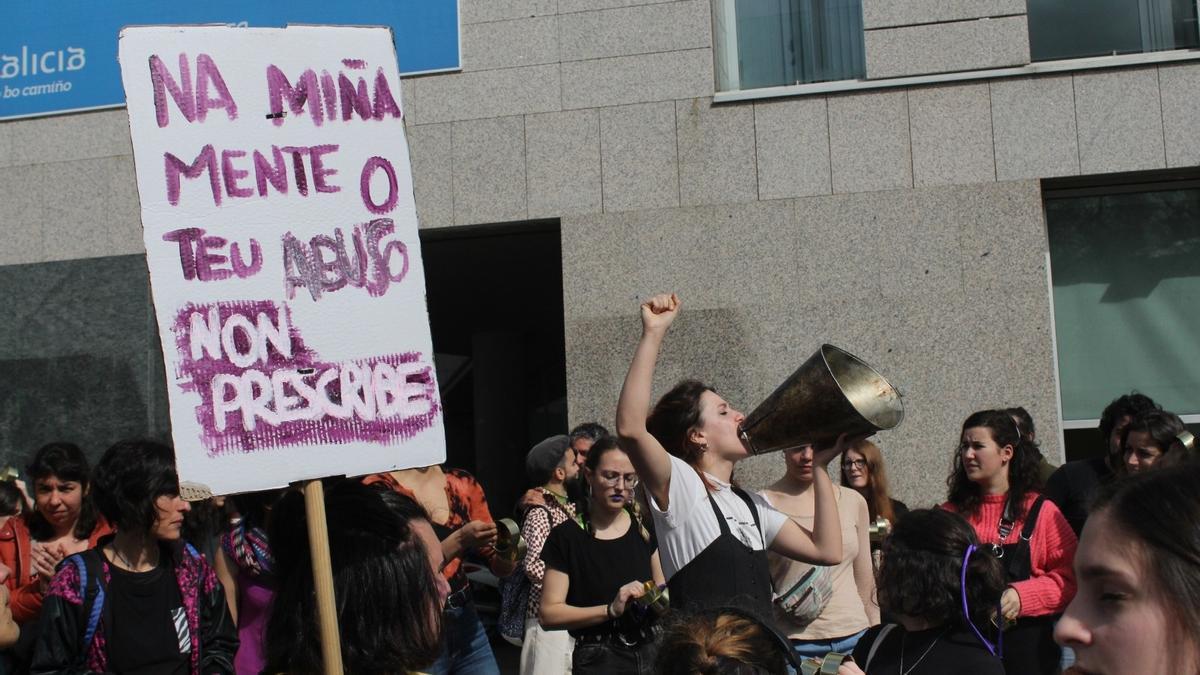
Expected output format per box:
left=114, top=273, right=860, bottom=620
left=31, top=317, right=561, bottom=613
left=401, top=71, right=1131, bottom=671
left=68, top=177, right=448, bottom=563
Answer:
left=706, top=492, right=732, bottom=537
left=1020, top=496, right=1047, bottom=541
left=730, top=485, right=764, bottom=542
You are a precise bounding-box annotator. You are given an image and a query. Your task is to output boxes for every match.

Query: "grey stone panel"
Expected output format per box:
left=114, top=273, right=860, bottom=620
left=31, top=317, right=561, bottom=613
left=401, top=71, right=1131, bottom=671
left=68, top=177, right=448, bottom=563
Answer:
left=558, top=1, right=712, bottom=62
left=406, top=123, right=454, bottom=229
left=0, top=109, right=133, bottom=169
left=561, top=210, right=642, bottom=319
left=461, top=0, right=556, bottom=25
left=793, top=191, right=892, bottom=306
left=562, top=49, right=714, bottom=111
left=990, top=75, right=1080, bottom=180
left=864, top=16, right=1030, bottom=79
left=461, top=16, right=560, bottom=72
left=908, top=83, right=996, bottom=187
left=526, top=109, right=603, bottom=218
left=880, top=187, right=964, bottom=303
left=827, top=90, right=913, bottom=194
left=399, top=76, right=417, bottom=125
left=0, top=155, right=144, bottom=266
left=411, top=64, right=561, bottom=124
left=559, top=0, right=680, bottom=13
left=754, top=97, right=833, bottom=200
left=676, top=98, right=758, bottom=207
left=706, top=199, right=803, bottom=310
left=1073, top=68, right=1166, bottom=174
left=451, top=116, right=528, bottom=225
left=1158, top=63, right=1200, bottom=168
left=862, top=0, right=1026, bottom=29
left=599, top=102, right=680, bottom=213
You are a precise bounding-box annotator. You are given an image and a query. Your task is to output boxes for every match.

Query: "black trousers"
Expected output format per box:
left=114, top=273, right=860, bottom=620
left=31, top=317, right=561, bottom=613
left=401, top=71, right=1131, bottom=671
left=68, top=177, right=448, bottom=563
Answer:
left=572, top=639, right=658, bottom=675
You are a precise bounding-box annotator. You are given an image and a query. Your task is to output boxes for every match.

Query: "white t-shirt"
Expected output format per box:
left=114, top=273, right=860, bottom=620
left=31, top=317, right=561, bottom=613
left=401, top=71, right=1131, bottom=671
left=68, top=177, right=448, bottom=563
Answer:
left=648, top=454, right=789, bottom=580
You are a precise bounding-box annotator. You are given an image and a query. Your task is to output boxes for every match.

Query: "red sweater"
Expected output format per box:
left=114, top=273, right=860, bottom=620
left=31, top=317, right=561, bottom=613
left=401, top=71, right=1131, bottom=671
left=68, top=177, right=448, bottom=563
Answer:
left=941, top=493, right=1077, bottom=617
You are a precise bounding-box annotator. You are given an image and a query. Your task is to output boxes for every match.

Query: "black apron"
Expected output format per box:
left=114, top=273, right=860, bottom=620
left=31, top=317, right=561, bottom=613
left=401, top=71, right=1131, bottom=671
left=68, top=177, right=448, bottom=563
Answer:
left=666, top=486, right=773, bottom=618
left=996, top=496, right=1060, bottom=675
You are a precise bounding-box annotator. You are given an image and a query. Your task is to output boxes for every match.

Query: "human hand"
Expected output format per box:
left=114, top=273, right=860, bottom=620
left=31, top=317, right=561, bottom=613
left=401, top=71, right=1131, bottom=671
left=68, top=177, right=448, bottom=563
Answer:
left=814, top=432, right=869, bottom=469
left=1000, top=587, right=1021, bottom=621
left=640, top=293, right=680, bottom=334
left=516, top=488, right=542, bottom=512
left=837, top=661, right=866, bottom=675
left=459, top=520, right=498, bottom=549
left=30, top=542, right=64, bottom=582
left=608, top=581, right=646, bottom=618
left=0, top=563, right=11, bottom=585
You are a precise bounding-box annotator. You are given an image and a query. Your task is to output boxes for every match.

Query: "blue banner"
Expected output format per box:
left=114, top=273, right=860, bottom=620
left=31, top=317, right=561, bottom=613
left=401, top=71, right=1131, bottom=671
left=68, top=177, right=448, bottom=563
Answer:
left=0, top=1, right=459, bottom=121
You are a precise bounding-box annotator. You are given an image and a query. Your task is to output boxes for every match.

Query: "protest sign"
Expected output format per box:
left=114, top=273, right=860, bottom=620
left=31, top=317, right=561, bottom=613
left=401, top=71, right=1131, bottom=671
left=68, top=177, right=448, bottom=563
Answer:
left=119, top=25, right=445, bottom=496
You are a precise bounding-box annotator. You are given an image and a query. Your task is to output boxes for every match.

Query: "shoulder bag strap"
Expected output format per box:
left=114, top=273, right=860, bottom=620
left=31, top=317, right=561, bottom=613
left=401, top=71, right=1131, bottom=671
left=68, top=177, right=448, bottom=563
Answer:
left=864, top=624, right=898, bottom=670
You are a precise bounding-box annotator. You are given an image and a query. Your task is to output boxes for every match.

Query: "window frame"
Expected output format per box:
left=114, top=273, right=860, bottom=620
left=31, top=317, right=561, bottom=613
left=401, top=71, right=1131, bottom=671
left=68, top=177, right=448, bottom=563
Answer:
left=1041, top=172, right=1200, bottom=455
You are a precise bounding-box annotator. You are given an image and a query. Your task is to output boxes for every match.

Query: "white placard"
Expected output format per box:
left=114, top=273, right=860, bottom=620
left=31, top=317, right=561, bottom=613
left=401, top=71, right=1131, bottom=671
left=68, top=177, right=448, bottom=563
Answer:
left=119, top=25, right=444, bottom=495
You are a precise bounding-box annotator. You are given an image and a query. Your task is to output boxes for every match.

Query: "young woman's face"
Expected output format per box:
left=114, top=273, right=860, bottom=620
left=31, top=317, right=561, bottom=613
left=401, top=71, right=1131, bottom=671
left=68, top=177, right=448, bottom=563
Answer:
left=150, top=494, right=191, bottom=541
left=694, top=391, right=748, bottom=460
left=1122, top=430, right=1163, bottom=474
left=586, top=449, right=638, bottom=514
left=783, top=445, right=816, bottom=484
left=842, top=449, right=869, bottom=489
left=34, top=475, right=84, bottom=532
left=1054, top=509, right=1197, bottom=675
left=959, top=427, right=1012, bottom=486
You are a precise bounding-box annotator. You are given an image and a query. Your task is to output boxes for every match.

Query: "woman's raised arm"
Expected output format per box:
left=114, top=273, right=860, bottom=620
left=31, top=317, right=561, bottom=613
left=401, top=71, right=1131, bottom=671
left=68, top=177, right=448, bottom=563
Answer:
left=615, top=293, right=679, bottom=510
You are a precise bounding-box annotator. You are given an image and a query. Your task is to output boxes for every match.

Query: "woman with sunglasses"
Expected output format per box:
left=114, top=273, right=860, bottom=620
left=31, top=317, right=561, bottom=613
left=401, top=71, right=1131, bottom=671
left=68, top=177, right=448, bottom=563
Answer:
left=540, top=437, right=664, bottom=675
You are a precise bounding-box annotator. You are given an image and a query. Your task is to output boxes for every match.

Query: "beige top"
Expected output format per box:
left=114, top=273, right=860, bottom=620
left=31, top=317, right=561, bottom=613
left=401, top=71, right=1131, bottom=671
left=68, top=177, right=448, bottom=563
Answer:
left=762, top=486, right=873, bottom=640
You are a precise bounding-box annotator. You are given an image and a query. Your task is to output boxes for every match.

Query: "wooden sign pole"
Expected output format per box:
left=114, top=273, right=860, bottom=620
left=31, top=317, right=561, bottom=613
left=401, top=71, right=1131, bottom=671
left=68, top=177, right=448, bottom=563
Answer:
left=303, top=479, right=345, bottom=675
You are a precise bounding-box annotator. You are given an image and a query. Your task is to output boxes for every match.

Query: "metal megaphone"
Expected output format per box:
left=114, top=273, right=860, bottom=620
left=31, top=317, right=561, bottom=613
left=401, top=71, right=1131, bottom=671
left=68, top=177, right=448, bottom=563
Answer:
left=800, top=652, right=854, bottom=675
left=868, top=515, right=892, bottom=543
left=495, top=518, right=526, bottom=564
left=739, top=344, right=904, bottom=454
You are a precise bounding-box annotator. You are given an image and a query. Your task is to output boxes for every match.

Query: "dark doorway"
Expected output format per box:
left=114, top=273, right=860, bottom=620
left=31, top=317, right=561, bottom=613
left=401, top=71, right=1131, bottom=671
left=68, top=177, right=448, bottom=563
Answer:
left=421, top=222, right=566, bottom=517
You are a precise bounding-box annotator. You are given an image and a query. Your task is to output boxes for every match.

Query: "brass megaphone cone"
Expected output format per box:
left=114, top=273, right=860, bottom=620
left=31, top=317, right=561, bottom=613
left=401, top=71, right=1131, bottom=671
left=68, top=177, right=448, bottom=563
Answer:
left=739, top=344, right=903, bottom=454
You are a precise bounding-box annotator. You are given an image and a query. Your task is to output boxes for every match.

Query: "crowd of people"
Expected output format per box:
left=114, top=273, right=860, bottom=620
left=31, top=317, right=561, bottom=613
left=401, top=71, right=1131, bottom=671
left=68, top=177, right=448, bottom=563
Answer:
left=0, top=293, right=1195, bottom=674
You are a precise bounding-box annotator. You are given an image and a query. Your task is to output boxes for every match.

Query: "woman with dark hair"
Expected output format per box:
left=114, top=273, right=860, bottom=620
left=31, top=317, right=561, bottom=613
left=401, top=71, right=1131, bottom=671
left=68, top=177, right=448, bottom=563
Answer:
left=540, top=437, right=664, bottom=674
left=363, top=464, right=514, bottom=675
left=1054, top=461, right=1200, bottom=674
left=1120, top=409, right=1188, bottom=473
left=840, top=439, right=907, bottom=566
left=213, top=488, right=283, bottom=675
left=839, top=509, right=1006, bottom=674
left=0, top=443, right=111, bottom=625
left=30, top=439, right=236, bottom=674
left=615, top=293, right=846, bottom=618
left=941, top=409, right=1077, bottom=675
left=265, top=480, right=450, bottom=674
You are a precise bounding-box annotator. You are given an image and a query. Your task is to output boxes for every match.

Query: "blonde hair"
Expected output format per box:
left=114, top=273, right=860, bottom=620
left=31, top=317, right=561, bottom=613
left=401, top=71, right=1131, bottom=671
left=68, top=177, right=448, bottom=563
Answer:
left=655, top=612, right=788, bottom=674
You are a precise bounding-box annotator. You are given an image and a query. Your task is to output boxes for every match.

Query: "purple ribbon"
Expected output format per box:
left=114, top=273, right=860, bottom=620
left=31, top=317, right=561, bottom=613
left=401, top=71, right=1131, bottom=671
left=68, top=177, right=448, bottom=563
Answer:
left=961, top=543, right=1002, bottom=658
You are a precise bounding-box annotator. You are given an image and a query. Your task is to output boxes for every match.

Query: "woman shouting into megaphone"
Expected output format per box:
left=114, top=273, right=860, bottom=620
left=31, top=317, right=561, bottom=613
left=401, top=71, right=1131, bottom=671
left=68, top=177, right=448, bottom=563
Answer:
left=615, top=293, right=857, bottom=619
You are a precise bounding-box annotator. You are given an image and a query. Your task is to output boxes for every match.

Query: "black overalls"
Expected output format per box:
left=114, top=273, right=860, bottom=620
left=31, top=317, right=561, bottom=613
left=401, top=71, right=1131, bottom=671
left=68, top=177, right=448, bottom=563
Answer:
left=997, top=496, right=1060, bottom=675
left=666, top=485, right=774, bottom=618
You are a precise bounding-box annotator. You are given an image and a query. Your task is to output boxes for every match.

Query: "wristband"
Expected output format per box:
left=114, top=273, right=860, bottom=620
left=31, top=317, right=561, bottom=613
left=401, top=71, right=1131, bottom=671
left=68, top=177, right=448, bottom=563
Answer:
left=606, top=602, right=616, bottom=619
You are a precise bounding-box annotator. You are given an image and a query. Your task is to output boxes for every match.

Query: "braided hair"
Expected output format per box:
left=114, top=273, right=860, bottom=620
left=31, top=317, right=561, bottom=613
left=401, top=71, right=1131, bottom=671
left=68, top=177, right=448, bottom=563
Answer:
left=576, top=436, right=651, bottom=544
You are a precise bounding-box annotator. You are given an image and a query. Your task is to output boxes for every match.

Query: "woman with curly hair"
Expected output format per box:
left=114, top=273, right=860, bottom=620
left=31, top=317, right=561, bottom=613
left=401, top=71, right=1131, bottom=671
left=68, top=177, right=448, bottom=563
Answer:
left=1120, top=409, right=1189, bottom=473
left=839, top=508, right=1006, bottom=675
left=941, top=409, right=1077, bottom=675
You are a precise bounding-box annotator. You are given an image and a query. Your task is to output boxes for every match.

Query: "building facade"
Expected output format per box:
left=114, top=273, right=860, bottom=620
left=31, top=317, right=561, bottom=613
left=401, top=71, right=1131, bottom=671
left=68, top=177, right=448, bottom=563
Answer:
left=2, top=0, right=1198, bottom=507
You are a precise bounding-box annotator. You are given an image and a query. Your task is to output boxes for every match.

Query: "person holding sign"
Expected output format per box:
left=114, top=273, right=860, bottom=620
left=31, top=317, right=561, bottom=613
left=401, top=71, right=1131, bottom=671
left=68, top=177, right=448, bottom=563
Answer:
left=265, top=481, right=450, bottom=674
left=364, top=466, right=514, bottom=675
left=31, top=439, right=236, bottom=674
left=614, top=293, right=847, bottom=618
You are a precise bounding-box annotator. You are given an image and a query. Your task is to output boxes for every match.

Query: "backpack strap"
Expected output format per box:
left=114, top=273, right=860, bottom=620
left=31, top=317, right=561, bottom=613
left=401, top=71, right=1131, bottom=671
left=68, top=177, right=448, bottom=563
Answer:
left=69, top=551, right=107, bottom=651
left=864, top=624, right=898, bottom=670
